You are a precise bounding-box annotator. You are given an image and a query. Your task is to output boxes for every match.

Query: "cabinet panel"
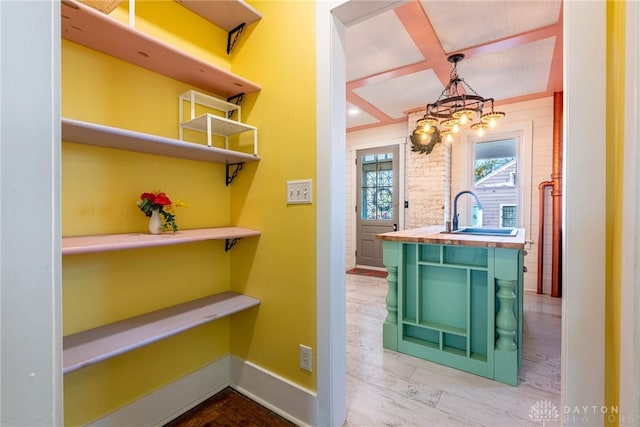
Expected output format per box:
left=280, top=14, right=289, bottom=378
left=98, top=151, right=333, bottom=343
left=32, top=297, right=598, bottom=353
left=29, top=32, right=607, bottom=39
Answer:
left=419, top=265, right=467, bottom=332
left=470, top=269, right=489, bottom=359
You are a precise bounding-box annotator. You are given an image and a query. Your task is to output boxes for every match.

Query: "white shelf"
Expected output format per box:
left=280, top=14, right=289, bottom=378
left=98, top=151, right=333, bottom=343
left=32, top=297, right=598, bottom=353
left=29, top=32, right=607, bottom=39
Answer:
left=176, top=0, right=262, bottom=32
left=63, top=291, right=260, bottom=374
left=61, top=0, right=261, bottom=98
left=62, top=118, right=259, bottom=164
left=62, top=227, right=261, bottom=255
left=182, top=114, right=257, bottom=137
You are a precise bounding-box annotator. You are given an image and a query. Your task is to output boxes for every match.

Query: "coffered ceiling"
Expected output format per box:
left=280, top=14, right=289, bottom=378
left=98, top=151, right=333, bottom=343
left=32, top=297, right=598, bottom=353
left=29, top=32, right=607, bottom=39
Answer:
left=342, top=0, right=563, bottom=131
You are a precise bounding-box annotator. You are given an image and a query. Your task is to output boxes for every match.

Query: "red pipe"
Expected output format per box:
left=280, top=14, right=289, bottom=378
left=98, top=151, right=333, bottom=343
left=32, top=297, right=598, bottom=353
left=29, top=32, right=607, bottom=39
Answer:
left=550, top=92, right=563, bottom=298
left=537, top=92, right=563, bottom=297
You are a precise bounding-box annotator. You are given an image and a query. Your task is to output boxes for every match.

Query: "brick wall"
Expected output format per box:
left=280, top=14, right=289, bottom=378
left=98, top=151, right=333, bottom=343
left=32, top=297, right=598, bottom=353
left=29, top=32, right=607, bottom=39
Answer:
left=406, top=110, right=449, bottom=228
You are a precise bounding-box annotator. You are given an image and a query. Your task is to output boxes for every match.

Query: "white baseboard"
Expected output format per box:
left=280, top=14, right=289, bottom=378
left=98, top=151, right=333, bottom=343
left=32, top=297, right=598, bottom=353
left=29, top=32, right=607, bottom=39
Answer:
left=88, top=357, right=230, bottom=427
left=86, top=355, right=318, bottom=427
left=229, top=355, right=317, bottom=426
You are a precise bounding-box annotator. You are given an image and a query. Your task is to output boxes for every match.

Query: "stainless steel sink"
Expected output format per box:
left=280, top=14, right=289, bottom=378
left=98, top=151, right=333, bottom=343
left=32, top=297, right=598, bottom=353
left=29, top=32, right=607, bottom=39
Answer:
left=450, top=227, right=518, bottom=236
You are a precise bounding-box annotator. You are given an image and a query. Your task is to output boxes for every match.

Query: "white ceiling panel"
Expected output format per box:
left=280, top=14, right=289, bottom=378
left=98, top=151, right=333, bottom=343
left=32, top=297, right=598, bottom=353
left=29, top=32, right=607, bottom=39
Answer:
left=346, top=10, right=425, bottom=81
left=344, top=1, right=563, bottom=131
left=421, top=0, right=561, bottom=52
left=333, top=0, right=410, bottom=26
left=346, top=103, right=380, bottom=128
left=458, top=37, right=556, bottom=100
left=352, top=69, right=444, bottom=119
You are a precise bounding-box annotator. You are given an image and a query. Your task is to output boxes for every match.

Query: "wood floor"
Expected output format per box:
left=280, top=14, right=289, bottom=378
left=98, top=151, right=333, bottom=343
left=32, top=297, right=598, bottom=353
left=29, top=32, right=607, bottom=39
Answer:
left=344, top=273, right=561, bottom=426
left=165, top=273, right=561, bottom=426
left=164, top=387, right=296, bottom=427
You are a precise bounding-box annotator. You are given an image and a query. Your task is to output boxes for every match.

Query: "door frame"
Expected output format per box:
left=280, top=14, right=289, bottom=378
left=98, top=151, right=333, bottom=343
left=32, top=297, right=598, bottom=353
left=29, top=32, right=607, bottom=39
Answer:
left=349, top=140, right=405, bottom=269
left=318, top=1, right=611, bottom=425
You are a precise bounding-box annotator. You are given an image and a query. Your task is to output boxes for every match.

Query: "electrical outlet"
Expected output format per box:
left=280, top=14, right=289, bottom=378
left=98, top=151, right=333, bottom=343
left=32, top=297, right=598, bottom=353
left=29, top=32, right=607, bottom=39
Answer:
left=299, top=344, right=313, bottom=372
left=287, top=179, right=312, bottom=204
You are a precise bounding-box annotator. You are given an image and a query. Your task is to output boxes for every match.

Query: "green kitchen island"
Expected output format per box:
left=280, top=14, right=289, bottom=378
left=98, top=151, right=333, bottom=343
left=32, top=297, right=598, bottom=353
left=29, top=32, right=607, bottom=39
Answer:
left=376, top=225, right=526, bottom=386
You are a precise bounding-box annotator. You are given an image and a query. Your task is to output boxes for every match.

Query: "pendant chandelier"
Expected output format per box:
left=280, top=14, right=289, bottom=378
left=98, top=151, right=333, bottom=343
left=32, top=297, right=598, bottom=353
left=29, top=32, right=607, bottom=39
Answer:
left=410, top=53, right=505, bottom=154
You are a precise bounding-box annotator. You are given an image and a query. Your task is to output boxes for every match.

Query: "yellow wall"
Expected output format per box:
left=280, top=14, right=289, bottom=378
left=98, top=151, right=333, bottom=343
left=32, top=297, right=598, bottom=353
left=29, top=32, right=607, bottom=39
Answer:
left=62, top=1, right=316, bottom=424
left=229, top=0, right=317, bottom=390
left=605, top=1, right=625, bottom=424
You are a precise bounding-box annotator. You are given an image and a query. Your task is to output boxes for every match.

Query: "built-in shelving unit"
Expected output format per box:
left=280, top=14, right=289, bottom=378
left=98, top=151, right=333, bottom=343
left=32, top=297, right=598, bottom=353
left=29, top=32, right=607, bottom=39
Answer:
left=63, top=291, right=260, bottom=374
left=62, top=118, right=259, bottom=164
left=61, top=0, right=261, bottom=98
left=62, top=227, right=261, bottom=255
left=61, top=0, right=263, bottom=379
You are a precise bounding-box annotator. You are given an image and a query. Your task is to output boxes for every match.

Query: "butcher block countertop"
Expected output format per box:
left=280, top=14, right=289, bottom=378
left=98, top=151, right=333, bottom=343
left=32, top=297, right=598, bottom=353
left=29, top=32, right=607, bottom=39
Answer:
left=376, top=225, right=526, bottom=250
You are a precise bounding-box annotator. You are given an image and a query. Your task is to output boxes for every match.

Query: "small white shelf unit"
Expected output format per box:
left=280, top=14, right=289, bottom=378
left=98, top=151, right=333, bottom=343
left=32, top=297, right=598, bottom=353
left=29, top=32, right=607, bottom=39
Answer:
left=63, top=291, right=260, bottom=374
left=179, top=90, right=258, bottom=157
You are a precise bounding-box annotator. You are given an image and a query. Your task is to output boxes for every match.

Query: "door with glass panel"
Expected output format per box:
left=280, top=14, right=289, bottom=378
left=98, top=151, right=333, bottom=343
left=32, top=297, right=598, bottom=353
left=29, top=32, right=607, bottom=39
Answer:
left=356, top=146, right=399, bottom=267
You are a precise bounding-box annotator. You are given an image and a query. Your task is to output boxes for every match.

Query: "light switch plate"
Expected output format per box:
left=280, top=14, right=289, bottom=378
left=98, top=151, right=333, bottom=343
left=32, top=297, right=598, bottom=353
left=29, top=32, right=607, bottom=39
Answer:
left=287, top=179, right=312, bottom=204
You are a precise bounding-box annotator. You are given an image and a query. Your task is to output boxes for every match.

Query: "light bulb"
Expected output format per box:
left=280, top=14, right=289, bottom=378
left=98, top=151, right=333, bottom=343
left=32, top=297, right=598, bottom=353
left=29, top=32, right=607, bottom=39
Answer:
left=489, top=117, right=497, bottom=128
left=477, top=127, right=485, bottom=136
left=425, top=124, right=431, bottom=132
left=421, top=131, right=427, bottom=140
left=459, top=114, right=468, bottom=125
left=452, top=123, right=460, bottom=133
left=446, top=133, right=453, bottom=143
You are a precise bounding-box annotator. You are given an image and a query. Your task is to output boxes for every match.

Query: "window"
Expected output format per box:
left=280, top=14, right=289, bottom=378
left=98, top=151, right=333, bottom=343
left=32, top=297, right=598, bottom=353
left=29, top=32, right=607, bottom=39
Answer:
left=472, top=138, right=519, bottom=228
left=500, top=204, right=517, bottom=228
left=361, top=153, right=394, bottom=220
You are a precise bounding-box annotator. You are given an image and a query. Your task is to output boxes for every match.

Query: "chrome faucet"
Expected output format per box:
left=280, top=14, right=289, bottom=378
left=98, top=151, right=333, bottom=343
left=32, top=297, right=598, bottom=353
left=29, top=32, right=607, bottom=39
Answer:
left=452, top=190, right=483, bottom=231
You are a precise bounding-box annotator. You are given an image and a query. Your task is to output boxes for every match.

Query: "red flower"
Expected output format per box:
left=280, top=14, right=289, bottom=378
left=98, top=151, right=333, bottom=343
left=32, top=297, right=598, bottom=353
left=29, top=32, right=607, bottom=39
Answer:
left=153, top=192, right=172, bottom=206
left=138, top=191, right=184, bottom=233
left=140, top=192, right=156, bottom=203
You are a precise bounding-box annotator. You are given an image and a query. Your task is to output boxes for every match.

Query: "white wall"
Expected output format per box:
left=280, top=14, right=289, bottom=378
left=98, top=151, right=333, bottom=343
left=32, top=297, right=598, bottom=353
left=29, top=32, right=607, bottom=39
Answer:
left=316, top=2, right=347, bottom=425
left=562, top=0, right=606, bottom=416
left=0, top=1, right=63, bottom=425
